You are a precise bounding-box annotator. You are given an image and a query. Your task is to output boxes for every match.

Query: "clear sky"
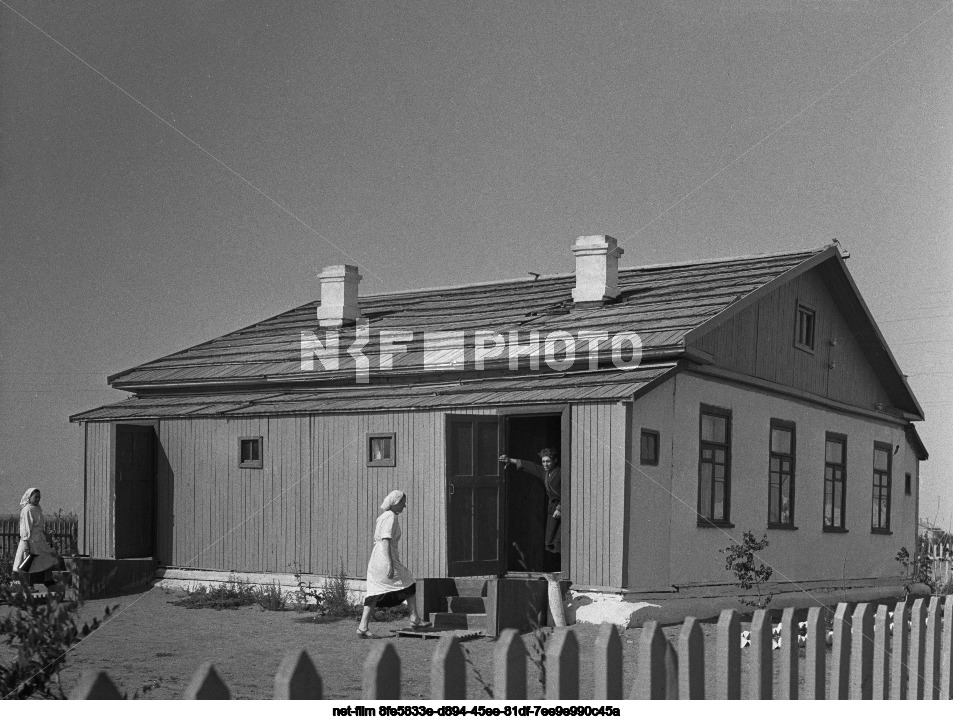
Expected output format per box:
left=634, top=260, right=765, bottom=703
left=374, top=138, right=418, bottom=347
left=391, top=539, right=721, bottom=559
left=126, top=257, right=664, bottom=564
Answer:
left=1, top=1, right=951, bottom=531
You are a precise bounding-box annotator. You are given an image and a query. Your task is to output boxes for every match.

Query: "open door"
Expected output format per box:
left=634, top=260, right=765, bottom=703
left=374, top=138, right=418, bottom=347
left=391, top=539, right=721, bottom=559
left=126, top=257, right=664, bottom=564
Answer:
left=115, top=424, right=156, bottom=558
left=446, top=414, right=503, bottom=576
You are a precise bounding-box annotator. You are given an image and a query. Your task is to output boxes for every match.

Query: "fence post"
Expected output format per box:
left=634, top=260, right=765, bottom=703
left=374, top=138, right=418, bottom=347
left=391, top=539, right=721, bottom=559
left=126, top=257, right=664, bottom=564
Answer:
left=364, top=642, right=401, bottom=700
left=546, top=627, right=579, bottom=700
left=940, top=594, right=953, bottom=700
left=714, top=609, right=740, bottom=700
left=890, top=600, right=910, bottom=699
left=183, top=662, right=231, bottom=700
left=630, top=620, right=666, bottom=700
left=778, top=607, right=797, bottom=700
left=274, top=649, right=323, bottom=699
left=70, top=670, right=122, bottom=699
left=848, top=603, right=873, bottom=699
left=872, top=605, right=890, bottom=699
left=431, top=635, right=466, bottom=700
left=924, top=596, right=942, bottom=699
left=677, top=616, right=705, bottom=700
left=748, top=609, right=772, bottom=700
left=593, top=623, right=623, bottom=700
left=494, top=629, right=527, bottom=700
left=803, top=606, right=827, bottom=700
left=664, top=640, right=678, bottom=700
left=909, top=598, right=927, bottom=699
left=830, top=603, right=851, bottom=699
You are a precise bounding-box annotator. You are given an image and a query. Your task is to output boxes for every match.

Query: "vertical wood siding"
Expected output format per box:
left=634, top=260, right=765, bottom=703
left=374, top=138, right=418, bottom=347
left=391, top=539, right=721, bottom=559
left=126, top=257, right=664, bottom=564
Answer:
left=83, top=422, right=114, bottom=558
left=153, top=408, right=496, bottom=578
left=569, top=402, right=628, bottom=587
left=691, top=268, right=888, bottom=409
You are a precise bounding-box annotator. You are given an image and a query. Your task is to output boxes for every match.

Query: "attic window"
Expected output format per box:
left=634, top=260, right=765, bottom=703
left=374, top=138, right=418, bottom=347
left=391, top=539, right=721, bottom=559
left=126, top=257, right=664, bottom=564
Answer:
left=794, top=302, right=816, bottom=353
left=239, top=436, right=263, bottom=469
left=368, top=433, right=396, bottom=467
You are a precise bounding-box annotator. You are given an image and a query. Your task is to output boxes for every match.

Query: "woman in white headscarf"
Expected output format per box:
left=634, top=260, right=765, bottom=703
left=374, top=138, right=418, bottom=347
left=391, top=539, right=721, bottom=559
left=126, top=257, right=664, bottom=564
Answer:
left=13, top=488, right=58, bottom=594
left=356, top=490, right=431, bottom=637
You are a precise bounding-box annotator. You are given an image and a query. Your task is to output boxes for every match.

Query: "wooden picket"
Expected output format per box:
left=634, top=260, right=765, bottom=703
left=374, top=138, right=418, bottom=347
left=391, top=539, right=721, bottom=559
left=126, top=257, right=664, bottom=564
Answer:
left=65, top=598, right=953, bottom=700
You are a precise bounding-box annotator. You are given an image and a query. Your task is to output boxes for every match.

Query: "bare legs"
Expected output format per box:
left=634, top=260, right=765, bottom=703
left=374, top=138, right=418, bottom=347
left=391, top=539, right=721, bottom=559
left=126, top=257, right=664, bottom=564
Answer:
left=357, top=594, right=423, bottom=636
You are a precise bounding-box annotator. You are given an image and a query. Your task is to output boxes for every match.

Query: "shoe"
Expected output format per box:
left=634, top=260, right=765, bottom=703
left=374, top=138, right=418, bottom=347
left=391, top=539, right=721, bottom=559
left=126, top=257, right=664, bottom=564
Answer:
left=356, top=627, right=372, bottom=638
left=408, top=620, right=432, bottom=630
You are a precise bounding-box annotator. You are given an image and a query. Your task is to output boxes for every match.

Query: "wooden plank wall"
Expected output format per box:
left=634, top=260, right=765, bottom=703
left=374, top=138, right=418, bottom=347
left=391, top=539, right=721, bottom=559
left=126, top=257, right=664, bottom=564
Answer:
left=691, top=268, right=887, bottom=409
left=154, top=408, right=493, bottom=578
left=83, top=422, right=114, bottom=557
left=569, top=402, right=628, bottom=588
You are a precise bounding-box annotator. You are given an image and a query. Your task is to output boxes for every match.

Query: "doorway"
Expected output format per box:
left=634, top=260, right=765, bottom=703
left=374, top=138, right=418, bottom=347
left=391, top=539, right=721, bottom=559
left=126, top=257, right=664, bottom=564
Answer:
left=503, top=414, right=562, bottom=573
left=115, top=424, right=156, bottom=559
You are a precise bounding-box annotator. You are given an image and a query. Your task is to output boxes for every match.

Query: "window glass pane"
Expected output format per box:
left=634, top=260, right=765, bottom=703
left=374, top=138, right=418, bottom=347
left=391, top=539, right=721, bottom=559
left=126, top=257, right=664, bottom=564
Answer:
left=770, top=457, right=780, bottom=473
left=771, top=428, right=792, bottom=455
left=701, top=413, right=726, bottom=443
left=714, top=449, right=726, bottom=465
left=713, top=481, right=725, bottom=520
left=699, top=464, right=712, bottom=517
left=475, top=422, right=498, bottom=476
left=874, top=448, right=889, bottom=470
left=769, top=485, right=778, bottom=522
left=449, top=423, right=473, bottom=476
left=826, top=439, right=843, bottom=464
left=370, top=436, right=391, bottom=461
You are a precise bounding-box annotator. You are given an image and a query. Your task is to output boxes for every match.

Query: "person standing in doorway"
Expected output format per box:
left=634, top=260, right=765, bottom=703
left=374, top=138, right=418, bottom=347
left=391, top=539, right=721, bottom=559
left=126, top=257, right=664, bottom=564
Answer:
left=499, top=448, right=562, bottom=554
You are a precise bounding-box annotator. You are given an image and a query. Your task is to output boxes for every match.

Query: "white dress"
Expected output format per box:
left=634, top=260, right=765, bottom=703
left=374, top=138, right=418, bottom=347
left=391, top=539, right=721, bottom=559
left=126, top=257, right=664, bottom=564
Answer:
left=13, top=504, right=57, bottom=575
left=364, top=510, right=415, bottom=601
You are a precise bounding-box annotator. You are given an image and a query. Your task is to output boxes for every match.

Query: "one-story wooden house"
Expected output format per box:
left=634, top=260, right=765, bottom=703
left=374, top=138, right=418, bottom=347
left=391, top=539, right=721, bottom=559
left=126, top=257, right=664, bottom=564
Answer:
left=71, top=237, right=927, bottom=617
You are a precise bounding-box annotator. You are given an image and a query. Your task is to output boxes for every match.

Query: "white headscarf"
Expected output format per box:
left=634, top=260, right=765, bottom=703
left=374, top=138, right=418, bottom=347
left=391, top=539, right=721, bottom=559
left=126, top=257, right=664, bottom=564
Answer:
left=380, top=490, right=405, bottom=511
left=20, top=487, right=40, bottom=509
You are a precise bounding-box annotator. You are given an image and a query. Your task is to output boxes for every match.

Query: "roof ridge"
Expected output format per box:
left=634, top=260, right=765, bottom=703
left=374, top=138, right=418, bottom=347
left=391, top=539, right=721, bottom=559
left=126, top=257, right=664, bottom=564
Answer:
left=359, top=244, right=833, bottom=300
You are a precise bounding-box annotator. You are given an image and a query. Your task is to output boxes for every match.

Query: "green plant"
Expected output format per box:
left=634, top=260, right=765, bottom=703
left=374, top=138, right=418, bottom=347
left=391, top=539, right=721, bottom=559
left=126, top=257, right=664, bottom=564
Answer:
left=252, top=580, right=286, bottom=611
left=289, top=562, right=324, bottom=611
left=0, top=551, right=14, bottom=587
left=721, top=531, right=774, bottom=609
left=319, top=562, right=360, bottom=619
left=170, top=574, right=259, bottom=610
left=0, top=584, right=116, bottom=699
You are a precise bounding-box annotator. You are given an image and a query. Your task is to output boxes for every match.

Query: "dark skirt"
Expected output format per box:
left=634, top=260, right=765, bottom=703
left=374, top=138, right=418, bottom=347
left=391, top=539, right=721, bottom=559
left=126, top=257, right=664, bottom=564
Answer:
left=364, top=582, right=416, bottom=608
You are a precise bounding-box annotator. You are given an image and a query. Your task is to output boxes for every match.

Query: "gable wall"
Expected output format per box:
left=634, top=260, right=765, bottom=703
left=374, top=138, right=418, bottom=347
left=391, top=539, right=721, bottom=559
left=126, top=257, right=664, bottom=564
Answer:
left=691, top=268, right=891, bottom=411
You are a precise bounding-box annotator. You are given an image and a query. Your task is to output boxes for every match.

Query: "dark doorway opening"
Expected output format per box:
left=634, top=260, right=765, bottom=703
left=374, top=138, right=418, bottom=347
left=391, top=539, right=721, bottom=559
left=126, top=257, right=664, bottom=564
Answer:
left=504, top=414, right=561, bottom=573
left=115, top=424, right=156, bottom=559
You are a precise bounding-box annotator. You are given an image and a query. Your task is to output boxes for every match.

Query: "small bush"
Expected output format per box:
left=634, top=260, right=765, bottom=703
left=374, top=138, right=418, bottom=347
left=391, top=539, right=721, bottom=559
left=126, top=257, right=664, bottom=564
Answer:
left=320, top=562, right=360, bottom=619
left=0, top=583, right=116, bottom=699
left=0, top=551, right=14, bottom=587
left=721, top=531, right=774, bottom=609
left=170, top=575, right=259, bottom=610
left=253, top=580, right=286, bottom=611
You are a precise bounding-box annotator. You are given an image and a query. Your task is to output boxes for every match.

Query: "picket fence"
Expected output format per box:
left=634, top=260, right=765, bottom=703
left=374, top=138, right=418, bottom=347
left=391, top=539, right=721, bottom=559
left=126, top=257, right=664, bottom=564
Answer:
left=0, top=518, right=78, bottom=557
left=69, top=597, right=953, bottom=700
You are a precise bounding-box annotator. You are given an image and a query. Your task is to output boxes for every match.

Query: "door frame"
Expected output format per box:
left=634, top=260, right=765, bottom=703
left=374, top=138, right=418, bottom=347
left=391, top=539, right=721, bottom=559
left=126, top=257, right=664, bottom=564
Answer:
left=494, top=404, right=571, bottom=578
left=113, top=420, right=158, bottom=559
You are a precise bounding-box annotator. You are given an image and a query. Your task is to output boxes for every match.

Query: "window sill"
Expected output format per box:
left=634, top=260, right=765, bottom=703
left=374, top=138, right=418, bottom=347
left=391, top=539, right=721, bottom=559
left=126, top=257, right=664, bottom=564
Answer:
left=697, top=519, right=734, bottom=529
left=823, top=527, right=848, bottom=534
left=870, top=528, right=893, bottom=535
left=768, top=524, right=798, bottom=531
left=238, top=462, right=263, bottom=470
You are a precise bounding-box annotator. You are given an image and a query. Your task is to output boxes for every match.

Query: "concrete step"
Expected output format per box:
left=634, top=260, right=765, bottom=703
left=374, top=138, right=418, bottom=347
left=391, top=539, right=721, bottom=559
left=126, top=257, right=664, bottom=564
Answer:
left=447, top=595, right=485, bottom=614
left=430, top=612, right=487, bottom=631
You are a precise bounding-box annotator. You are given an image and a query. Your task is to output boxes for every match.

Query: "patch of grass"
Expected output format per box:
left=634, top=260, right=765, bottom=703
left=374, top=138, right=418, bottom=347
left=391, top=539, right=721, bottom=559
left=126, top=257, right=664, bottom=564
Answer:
left=170, top=574, right=286, bottom=611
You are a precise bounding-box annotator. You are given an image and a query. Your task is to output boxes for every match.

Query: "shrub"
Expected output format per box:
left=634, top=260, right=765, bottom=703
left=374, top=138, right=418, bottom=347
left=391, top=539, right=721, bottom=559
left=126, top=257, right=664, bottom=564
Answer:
left=0, top=551, right=14, bottom=587
left=170, top=574, right=259, bottom=610
left=721, top=531, right=774, bottom=609
left=252, top=580, right=286, bottom=611
left=0, top=584, right=116, bottom=699
left=320, top=562, right=361, bottom=619
left=896, top=543, right=937, bottom=600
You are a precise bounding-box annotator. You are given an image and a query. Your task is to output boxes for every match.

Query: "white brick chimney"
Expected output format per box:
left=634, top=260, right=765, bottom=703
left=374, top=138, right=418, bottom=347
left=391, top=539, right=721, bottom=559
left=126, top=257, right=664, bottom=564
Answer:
left=571, top=235, right=624, bottom=305
left=316, top=264, right=362, bottom=327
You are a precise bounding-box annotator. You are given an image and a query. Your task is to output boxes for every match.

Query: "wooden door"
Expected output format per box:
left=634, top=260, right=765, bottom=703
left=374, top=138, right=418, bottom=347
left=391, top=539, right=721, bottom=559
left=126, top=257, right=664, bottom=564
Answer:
left=115, top=424, right=156, bottom=558
left=446, top=415, right=503, bottom=576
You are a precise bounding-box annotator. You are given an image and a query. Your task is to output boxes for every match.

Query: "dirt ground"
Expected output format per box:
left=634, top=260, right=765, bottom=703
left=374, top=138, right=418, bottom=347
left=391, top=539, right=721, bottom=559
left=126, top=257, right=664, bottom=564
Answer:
left=2, top=585, right=835, bottom=700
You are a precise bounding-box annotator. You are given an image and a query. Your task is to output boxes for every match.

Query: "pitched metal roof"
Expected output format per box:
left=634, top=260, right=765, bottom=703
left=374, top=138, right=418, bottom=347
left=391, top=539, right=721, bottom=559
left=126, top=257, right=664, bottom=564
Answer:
left=106, top=245, right=832, bottom=390
left=70, top=364, right=677, bottom=421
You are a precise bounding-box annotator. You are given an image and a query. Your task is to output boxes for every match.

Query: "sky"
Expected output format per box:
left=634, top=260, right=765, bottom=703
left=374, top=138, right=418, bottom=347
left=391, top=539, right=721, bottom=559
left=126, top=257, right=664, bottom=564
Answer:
left=1, top=1, right=951, bottom=530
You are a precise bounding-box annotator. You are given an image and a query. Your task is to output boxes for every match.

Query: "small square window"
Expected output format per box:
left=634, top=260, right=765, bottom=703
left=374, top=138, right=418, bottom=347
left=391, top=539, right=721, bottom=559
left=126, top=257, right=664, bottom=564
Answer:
left=905, top=473, right=912, bottom=496
left=794, top=302, right=816, bottom=352
left=368, top=433, right=396, bottom=467
left=239, top=436, right=263, bottom=469
left=640, top=429, right=660, bottom=466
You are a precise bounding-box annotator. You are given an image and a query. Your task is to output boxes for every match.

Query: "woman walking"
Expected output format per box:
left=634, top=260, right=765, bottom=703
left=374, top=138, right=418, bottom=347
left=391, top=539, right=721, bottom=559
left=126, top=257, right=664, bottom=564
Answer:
left=12, top=488, right=59, bottom=596
left=357, top=490, right=431, bottom=637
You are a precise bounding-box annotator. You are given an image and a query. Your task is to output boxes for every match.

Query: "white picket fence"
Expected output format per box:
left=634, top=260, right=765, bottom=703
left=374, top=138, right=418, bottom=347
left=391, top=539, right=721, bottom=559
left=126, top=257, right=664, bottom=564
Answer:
left=70, top=597, right=953, bottom=700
